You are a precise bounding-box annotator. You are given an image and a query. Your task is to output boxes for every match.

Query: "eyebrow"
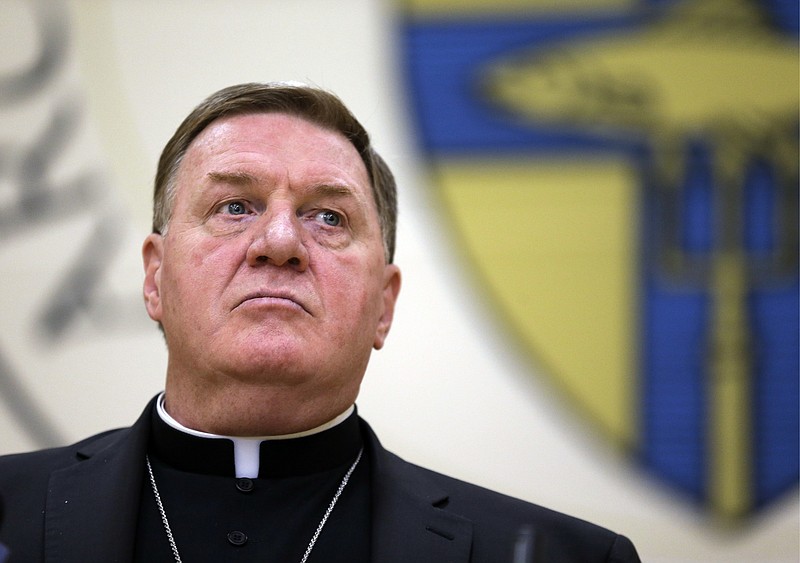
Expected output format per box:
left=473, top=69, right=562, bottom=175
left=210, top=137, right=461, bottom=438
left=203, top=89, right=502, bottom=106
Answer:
left=206, top=171, right=259, bottom=186
left=205, top=171, right=358, bottom=199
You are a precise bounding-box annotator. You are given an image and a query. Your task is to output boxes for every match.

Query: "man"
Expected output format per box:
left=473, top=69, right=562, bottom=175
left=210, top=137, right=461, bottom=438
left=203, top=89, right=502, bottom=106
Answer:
left=0, top=82, right=640, bottom=562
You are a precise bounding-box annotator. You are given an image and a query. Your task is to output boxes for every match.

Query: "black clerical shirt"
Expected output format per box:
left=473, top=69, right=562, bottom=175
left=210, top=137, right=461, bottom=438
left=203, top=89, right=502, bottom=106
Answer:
left=133, top=403, right=371, bottom=562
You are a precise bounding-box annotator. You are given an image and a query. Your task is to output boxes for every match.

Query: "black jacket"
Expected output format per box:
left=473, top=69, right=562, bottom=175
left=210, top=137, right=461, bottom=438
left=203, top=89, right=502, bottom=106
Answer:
left=0, top=398, right=640, bottom=562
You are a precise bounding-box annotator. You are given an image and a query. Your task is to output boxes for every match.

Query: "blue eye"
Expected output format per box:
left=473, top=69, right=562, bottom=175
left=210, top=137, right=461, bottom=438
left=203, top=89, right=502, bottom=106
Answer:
left=320, top=210, right=341, bottom=226
left=226, top=201, right=247, bottom=215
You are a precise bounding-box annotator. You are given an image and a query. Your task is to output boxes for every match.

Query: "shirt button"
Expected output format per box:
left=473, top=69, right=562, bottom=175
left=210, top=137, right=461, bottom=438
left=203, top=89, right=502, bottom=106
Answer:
left=235, top=478, right=255, bottom=493
left=227, top=530, right=248, bottom=546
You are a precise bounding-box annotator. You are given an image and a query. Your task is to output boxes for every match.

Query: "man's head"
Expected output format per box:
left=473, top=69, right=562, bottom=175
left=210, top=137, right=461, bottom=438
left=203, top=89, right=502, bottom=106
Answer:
left=153, top=82, right=397, bottom=263
left=141, top=83, right=401, bottom=434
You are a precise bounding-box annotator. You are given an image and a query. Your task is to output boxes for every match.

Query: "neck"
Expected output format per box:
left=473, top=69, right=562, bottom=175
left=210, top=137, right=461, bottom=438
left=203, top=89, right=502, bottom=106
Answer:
left=163, top=373, right=359, bottom=436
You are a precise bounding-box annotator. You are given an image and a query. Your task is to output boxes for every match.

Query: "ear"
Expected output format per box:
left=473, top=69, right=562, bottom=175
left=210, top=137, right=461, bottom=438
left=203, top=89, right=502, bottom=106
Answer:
left=373, top=264, right=402, bottom=350
left=142, top=233, right=164, bottom=322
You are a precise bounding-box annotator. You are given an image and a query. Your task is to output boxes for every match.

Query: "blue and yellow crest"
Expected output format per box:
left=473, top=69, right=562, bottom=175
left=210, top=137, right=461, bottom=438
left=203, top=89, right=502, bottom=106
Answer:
left=400, top=0, right=798, bottom=521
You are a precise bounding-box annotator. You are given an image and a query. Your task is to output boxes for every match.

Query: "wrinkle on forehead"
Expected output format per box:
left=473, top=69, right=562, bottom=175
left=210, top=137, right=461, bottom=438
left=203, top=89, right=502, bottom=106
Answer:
left=188, top=114, right=369, bottom=184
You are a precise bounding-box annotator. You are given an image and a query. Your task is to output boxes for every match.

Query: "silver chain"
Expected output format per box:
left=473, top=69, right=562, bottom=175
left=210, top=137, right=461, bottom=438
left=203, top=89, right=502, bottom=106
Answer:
left=145, top=455, right=183, bottom=562
left=145, top=447, right=363, bottom=563
left=299, top=447, right=362, bottom=563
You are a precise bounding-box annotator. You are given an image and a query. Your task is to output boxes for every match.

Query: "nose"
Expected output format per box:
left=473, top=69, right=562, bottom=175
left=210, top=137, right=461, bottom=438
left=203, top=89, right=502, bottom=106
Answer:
left=245, top=209, right=309, bottom=270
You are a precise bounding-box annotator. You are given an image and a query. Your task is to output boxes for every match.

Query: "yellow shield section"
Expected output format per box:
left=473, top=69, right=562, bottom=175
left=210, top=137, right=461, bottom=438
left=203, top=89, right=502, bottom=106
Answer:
left=435, top=157, right=639, bottom=448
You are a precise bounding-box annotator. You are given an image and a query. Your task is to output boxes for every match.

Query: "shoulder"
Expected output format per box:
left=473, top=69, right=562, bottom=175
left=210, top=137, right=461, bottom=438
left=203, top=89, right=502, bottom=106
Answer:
left=0, top=428, right=125, bottom=470
left=425, top=462, right=636, bottom=560
left=0, top=429, right=123, bottom=545
left=0, top=428, right=127, bottom=489
left=370, top=438, right=640, bottom=563
left=0, top=426, right=138, bottom=560
left=0, top=395, right=157, bottom=481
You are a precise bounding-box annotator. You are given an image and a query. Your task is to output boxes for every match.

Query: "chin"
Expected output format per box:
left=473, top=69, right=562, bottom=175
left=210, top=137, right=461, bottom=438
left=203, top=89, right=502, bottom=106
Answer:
left=222, top=350, right=320, bottom=383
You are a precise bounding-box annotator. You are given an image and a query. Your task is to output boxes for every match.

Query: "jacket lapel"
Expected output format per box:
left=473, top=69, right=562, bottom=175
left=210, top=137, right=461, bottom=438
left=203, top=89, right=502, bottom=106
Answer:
left=44, top=398, right=155, bottom=563
left=363, top=422, right=473, bottom=563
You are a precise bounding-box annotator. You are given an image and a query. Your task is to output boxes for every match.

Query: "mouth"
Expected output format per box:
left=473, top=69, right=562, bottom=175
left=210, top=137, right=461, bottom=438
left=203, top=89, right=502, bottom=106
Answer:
left=235, top=291, right=310, bottom=315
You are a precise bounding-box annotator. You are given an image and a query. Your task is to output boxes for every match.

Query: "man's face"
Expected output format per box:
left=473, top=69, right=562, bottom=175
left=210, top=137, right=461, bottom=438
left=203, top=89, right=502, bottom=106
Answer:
left=142, top=112, right=400, bottom=403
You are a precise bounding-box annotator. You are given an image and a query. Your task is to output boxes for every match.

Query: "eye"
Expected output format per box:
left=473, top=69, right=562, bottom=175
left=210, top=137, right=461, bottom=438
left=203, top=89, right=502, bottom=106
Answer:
left=318, top=210, right=341, bottom=227
left=225, top=201, right=248, bottom=215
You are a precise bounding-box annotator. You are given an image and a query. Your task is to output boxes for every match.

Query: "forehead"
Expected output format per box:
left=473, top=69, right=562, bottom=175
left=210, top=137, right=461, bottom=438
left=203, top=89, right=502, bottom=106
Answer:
left=179, top=112, right=370, bottom=190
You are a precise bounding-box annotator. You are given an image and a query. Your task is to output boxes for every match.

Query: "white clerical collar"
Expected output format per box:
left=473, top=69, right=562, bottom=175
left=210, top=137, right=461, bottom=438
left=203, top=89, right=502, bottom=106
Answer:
left=155, top=392, right=355, bottom=478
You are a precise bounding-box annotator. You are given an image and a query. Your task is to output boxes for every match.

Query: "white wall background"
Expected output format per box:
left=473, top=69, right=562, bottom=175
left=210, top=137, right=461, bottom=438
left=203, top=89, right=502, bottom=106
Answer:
left=0, top=1, right=797, bottom=561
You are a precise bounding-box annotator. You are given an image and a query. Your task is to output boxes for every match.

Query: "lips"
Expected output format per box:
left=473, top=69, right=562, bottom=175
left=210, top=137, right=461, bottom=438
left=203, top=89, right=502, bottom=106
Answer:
left=235, top=290, right=311, bottom=314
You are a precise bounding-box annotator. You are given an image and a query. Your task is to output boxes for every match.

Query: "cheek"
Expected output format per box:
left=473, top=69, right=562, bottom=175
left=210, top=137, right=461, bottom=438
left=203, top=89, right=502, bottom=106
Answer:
left=324, top=257, right=386, bottom=326
left=163, top=239, right=236, bottom=306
